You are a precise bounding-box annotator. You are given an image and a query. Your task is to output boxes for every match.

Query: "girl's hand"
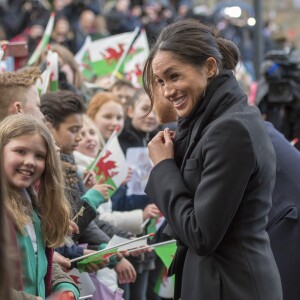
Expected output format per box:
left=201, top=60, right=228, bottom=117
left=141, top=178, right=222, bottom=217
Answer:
left=83, top=170, right=96, bottom=190
left=130, top=246, right=153, bottom=257
left=114, top=257, right=137, bottom=284
left=53, top=252, right=71, bottom=271
left=143, top=204, right=160, bottom=220
left=148, top=128, right=175, bottom=166
left=121, top=167, right=133, bottom=186
left=84, top=259, right=109, bottom=273
left=83, top=249, right=109, bottom=272
left=68, top=220, right=79, bottom=235
left=92, top=175, right=115, bottom=201
left=46, top=291, right=75, bottom=299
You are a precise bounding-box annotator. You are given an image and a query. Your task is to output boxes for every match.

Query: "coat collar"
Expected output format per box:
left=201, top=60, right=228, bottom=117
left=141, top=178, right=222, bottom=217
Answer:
left=178, top=70, right=247, bottom=171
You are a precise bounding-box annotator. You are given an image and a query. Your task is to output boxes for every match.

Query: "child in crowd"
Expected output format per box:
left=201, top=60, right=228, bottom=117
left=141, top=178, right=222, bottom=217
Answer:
left=115, top=89, right=161, bottom=212
left=40, top=90, right=113, bottom=240
left=0, top=114, right=79, bottom=299
left=117, top=89, right=162, bottom=300
left=86, top=91, right=159, bottom=212
left=109, top=79, right=136, bottom=113
left=87, top=91, right=125, bottom=141
left=0, top=124, right=12, bottom=300
left=87, top=89, right=160, bottom=300
left=40, top=90, right=137, bottom=295
left=74, top=114, right=159, bottom=235
left=119, top=88, right=160, bottom=153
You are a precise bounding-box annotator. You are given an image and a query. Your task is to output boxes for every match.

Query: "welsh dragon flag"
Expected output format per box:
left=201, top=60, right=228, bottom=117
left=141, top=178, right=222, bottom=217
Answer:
left=75, top=36, right=95, bottom=80
left=67, top=268, right=95, bottom=297
left=47, top=49, right=59, bottom=91
left=154, top=240, right=177, bottom=298
left=36, top=68, right=50, bottom=95
left=86, top=130, right=128, bottom=197
left=87, top=30, right=148, bottom=79
left=146, top=213, right=165, bottom=239
left=35, top=49, right=58, bottom=94
left=124, top=29, right=149, bottom=87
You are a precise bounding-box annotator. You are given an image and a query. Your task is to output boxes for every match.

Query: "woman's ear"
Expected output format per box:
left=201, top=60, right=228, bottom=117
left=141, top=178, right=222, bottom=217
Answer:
left=206, top=57, right=218, bottom=78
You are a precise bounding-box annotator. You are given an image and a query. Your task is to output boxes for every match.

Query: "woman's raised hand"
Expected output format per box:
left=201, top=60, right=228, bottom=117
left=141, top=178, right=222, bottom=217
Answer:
left=147, top=128, right=175, bottom=166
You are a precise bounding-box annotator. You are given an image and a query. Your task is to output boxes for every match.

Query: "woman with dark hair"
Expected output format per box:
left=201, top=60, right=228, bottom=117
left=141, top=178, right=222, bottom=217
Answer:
left=143, top=19, right=283, bottom=300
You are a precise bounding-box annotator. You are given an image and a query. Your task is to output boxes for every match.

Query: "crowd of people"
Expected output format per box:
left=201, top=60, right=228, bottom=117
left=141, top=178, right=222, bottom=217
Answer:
left=1, top=1, right=300, bottom=300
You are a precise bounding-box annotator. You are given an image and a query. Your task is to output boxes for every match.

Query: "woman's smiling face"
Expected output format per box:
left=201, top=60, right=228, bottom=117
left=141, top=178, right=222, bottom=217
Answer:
left=152, top=50, right=211, bottom=118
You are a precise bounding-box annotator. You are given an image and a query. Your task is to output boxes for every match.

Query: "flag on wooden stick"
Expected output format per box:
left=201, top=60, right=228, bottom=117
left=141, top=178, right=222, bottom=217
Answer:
left=85, top=128, right=128, bottom=197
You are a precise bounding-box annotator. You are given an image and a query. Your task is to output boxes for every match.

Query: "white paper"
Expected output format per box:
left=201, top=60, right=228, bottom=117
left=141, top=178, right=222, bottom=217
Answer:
left=126, top=147, right=153, bottom=195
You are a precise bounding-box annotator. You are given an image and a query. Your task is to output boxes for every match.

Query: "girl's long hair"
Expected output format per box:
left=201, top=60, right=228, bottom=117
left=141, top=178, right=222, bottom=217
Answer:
left=0, top=114, right=70, bottom=247
left=0, top=154, right=12, bottom=299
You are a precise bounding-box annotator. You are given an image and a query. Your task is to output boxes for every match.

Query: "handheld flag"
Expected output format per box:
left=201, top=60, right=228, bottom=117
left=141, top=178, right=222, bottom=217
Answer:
left=71, top=234, right=152, bottom=272
left=35, top=48, right=58, bottom=94
left=35, top=67, right=51, bottom=95
left=27, top=12, right=55, bottom=66
left=88, top=30, right=143, bottom=78
left=67, top=268, right=95, bottom=297
left=153, top=240, right=176, bottom=298
left=110, top=27, right=140, bottom=80
left=47, top=49, right=59, bottom=91
left=77, top=247, right=118, bottom=272
left=85, top=128, right=127, bottom=197
left=146, top=213, right=165, bottom=239
left=75, top=36, right=95, bottom=80
left=124, top=29, right=149, bottom=87
left=154, top=240, right=177, bottom=268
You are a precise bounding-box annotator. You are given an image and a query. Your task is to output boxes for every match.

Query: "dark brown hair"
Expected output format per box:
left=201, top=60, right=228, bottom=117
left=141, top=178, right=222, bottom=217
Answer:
left=40, top=90, right=86, bottom=128
left=143, top=19, right=240, bottom=106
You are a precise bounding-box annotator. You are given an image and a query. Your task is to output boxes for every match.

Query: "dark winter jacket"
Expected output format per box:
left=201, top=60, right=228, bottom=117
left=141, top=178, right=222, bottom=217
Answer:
left=146, top=71, right=282, bottom=300
left=266, top=121, right=300, bottom=300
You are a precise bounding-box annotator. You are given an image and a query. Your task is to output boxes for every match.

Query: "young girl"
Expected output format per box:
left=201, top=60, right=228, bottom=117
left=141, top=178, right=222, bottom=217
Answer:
left=0, top=139, right=12, bottom=300
left=73, top=115, right=158, bottom=235
left=87, top=91, right=160, bottom=300
left=0, top=114, right=79, bottom=300
left=87, top=91, right=125, bottom=142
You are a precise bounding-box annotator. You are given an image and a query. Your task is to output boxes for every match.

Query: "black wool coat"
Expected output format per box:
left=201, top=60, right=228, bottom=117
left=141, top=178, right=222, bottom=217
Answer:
left=266, top=122, right=300, bottom=300
left=145, top=71, right=283, bottom=300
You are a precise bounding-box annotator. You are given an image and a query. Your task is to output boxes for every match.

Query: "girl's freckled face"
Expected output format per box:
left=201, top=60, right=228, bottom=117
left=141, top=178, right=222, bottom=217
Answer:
left=3, top=134, right=47, bottom=189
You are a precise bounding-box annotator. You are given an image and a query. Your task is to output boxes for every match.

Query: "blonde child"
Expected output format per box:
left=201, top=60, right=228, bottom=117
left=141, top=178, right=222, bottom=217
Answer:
left=0, top=114, right=79, bottom=300
left=74, top=115, right=158, bottom=235
left=86, top=93, right=160, bottom=300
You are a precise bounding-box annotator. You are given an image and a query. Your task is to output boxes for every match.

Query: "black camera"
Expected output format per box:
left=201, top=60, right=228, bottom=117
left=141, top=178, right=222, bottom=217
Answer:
left=258, top=48, right=300, bottom=149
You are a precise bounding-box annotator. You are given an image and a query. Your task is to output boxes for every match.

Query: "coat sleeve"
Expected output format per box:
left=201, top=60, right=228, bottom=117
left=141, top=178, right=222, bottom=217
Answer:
left=98, top=210, right=143, bottom=235
left=93, top=218, right=135, bottom=239
left=145, top=119, right=255, bottom=256
left=50, top=262, right=80, bottom=298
